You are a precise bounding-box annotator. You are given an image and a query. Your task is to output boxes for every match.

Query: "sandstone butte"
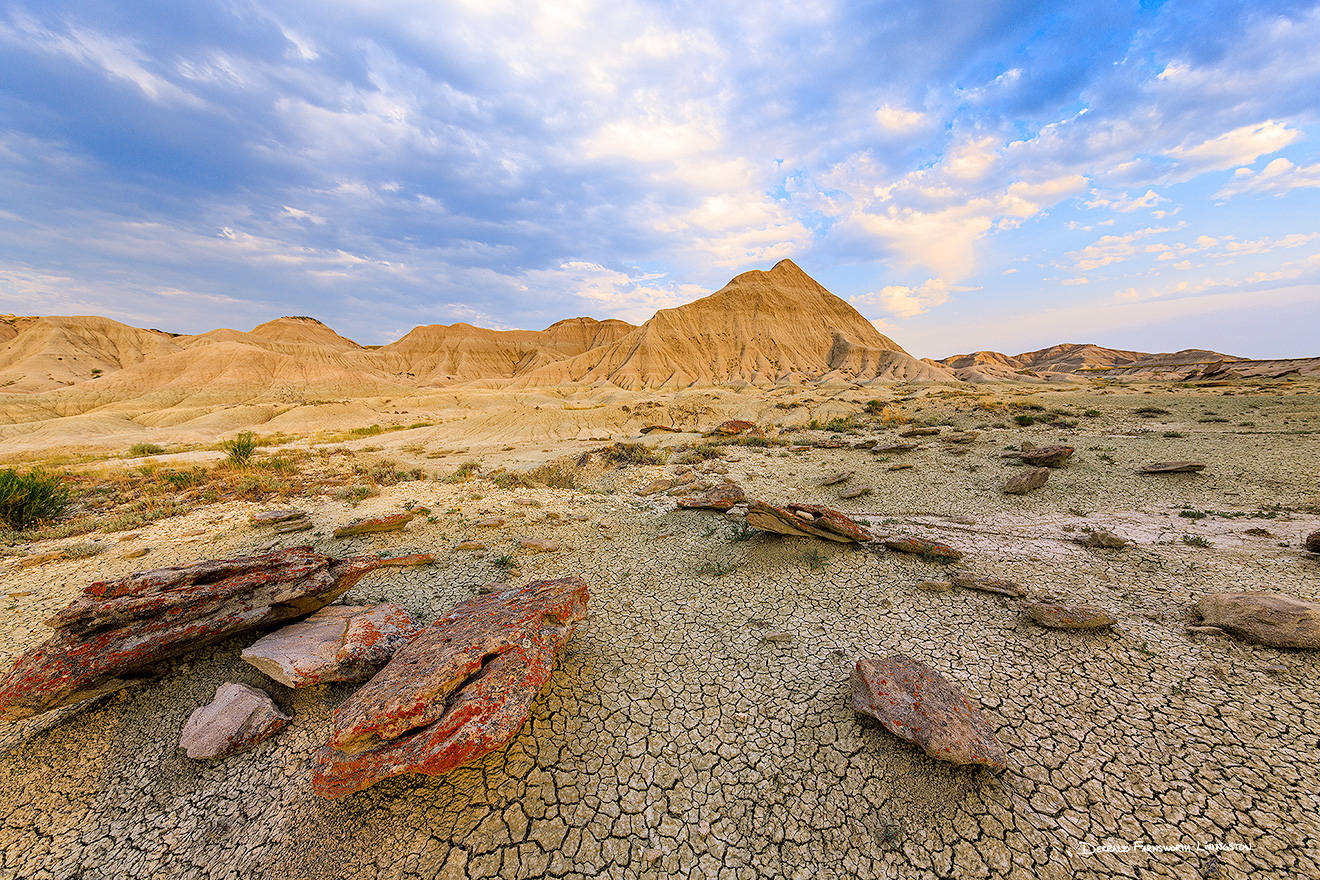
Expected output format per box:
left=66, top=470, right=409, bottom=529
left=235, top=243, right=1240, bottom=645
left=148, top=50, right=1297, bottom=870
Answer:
left=0, top=547, right=397, bottom=720
left=313, top=577, right=589, bottom=798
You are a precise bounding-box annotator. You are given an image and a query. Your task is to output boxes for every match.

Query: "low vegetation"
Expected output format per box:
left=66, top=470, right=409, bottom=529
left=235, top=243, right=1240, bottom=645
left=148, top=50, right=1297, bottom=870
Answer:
left=0, top=468, right=71, bottom=531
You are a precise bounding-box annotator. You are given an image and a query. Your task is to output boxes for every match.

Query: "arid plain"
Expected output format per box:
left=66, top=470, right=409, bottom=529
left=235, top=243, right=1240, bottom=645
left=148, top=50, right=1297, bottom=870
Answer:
left=2, top=261, right=1319, bottom=880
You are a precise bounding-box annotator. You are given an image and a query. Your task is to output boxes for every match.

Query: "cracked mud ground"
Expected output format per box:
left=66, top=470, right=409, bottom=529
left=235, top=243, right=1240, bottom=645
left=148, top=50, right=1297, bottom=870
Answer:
left=2, top=385, right=1319, bottom=880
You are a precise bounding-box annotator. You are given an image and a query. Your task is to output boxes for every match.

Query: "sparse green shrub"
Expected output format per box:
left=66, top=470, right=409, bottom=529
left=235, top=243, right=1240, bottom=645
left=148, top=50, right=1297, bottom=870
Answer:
left=728, top=521, right=758, bottom=542
left=350, top=424, right=384, bottom=437
left=222, top=432, right=258, bottom=465
left=526, top=461, right=581, bottom=490
left=129, top=443, right=165, bottom=457
left=1181, top=534, right=1212, bottom=547
left=1163, top=431, right=1184, bottom=438
left=1178, top=509, right=1207, bottom=519
left=335, top=484, right=378, bottom=505
left=596, top=442, right=664, bottom=466
left=1083, top=409, right=1102, bottom=417
left=1014, top=414, right=1036, bottom=426
left=443, top=461, right=481, bottom=483
left=0, top=468, right=71, bottom=530
left=493, top=554, right=516, bottom=570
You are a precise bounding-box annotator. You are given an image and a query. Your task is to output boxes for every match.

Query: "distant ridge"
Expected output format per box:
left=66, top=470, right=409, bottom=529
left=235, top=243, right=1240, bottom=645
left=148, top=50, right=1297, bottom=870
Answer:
left=933, top=343, right=1251, bottom=383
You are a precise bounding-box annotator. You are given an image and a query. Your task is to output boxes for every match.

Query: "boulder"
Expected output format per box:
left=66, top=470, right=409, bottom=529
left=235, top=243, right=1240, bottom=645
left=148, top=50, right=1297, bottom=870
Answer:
left=313, top=578, right=589, bottom=797
left=706, top=419, right=755, bottom=437
left=1004, top=467, right=1050, bottom=495
left=1192, top=592, right=1320, bottom=648
left=1304, top=530, right=1320, bottom=554
left=821, top=471, right=853, bottom=486
left=241, top=603, right=424, bottom=688
left=0, top=547, right=397, bottom=719
left=1020, top=445, right=1074, bottom=467
left=882, top=536, right=963, bottom=561
left=839, top=485, right=873, bottom=500
left=951, top=573, right=1025, bottom=597
left=179, top=683, right=290, bottom=760
left=900, top=427, right=940, bottom=437
left=333, top=512, right=414, bottom=538
left=250, top=509, right=308, bottom=524
left=851, top=654, right=1006, bottom=769
left=745, top=502, right=871, bottom=543
left=1022, top=601, right=1115, bottom=630
left=677, top=482, right=746, bottom=511
left=1140, top=461, right=1207, bottom=474
left=873, top=443, right=917, bottom=454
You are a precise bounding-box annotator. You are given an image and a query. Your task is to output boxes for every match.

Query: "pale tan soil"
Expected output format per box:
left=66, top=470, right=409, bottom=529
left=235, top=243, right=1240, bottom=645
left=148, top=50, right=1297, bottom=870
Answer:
left=1, top=380, right=1319, bottom=879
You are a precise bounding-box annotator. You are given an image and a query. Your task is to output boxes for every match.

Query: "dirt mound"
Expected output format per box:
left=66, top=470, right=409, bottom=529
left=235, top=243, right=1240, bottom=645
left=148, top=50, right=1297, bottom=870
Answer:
left=518, top=260, right=952, bottom=388
left=0, top=316, right=182, bottom=393
left=939, top=343, right=1247, bottom=383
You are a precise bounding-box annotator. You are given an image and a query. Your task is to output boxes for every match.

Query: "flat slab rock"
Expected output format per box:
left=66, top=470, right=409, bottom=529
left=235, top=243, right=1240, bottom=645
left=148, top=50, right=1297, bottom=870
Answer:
left=333, top=512, right=415, bottom=538
left=882, top=536, right=963, bottom=561
left=951, top=573, right=1025, bottom=598
left=1004, top=467, right=1050, bottom=495
left=313, top=577, right=589, bottom=797
left=179, top=683, right=290, bottom=760
left=1140, top=461, right=1207, bottom=474
left=1020, top=445, right=1074, bottom=467
left=241, top=603, right=424, bottom=687
left=745, top=502, right=871, bottom=543
left=1022, top=601, right=1115, bottom=630
left=1192, top=592, right=1320, bottom=648
left=250, top=509, right=308, bottom=524
left=0, top=546, right=393, bottom=720
left=851, top=654, right=1006, bottom=769
left=677, top=482, right=746, bottom=511
left=706, top=419, right=755, bottom=436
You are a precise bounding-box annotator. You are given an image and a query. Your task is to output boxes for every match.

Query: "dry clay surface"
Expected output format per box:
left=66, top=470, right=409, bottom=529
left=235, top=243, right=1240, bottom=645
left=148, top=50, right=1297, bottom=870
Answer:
left=2, top=385, right=1320, bottom=879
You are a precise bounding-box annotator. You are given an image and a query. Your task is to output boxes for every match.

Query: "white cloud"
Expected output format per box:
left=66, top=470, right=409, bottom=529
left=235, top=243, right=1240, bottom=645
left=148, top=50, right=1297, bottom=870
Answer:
left=1215, top=157, right=1320, bottom=199
left=1165, top=120, right=1301, bottom=173
left=874, top=105, right=929, bottom=134
left=850, top=278, right=951, bottom=319
left=1084, top=189, right=1167, bottom=213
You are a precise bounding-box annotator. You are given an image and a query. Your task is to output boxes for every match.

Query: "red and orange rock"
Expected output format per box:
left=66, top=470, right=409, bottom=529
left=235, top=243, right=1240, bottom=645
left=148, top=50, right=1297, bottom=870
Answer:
left=745, top=502, right=871, bottom=543
left=677, top=482, right=746, bottom=511
left=0, top=547, right=399, bottom=720
left=241, top=603, right=424, bottom=688
left=706, top=419, right=755, bottom=437
left=313, top=577, right=589, bottom=798
left=851, top=654, right=1006, bottom=770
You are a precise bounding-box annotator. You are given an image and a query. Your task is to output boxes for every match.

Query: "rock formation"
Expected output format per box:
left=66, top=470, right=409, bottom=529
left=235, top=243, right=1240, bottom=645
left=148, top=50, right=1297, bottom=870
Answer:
left=313, top=577, right=589, bottom=797
left=179, top=683, right=290, bottom=759
left=241, top=603, right=424, bottom=687
left=1192, top=592, right=1320, bottom=648
left=745, top=502, right=871, bottom=542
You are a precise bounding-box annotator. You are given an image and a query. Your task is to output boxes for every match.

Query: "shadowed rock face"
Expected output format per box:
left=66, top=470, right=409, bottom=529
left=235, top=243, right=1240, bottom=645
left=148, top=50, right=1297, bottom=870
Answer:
left=1193, top=592, right=1320, bottom=648
left=745, top=502, right=871, bottom=542
left=0, top=547, right=390, bottom=720
left=851, top=654, right=1006, bottom=770
left=313, top=577, right=589, bottom=798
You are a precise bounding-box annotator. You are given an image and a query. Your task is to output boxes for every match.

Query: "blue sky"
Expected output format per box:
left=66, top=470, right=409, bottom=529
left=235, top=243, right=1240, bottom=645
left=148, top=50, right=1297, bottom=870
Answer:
left=1, top=1, right=1318, bottom=358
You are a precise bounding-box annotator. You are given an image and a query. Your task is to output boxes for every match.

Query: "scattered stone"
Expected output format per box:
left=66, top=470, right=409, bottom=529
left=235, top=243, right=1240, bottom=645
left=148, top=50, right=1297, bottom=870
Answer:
left=788, top=444, right=811, bottom=452
left=706, top=419, right=755, bottom=437
left=821, top=471, right=853, bottom=486
left=333, top=512, right=415, bottom=538
left=179, top=683, right=290, bottom=760
left=455, top=541, right=487, bottom=551
left=313, top=578, right=589, bottom=797
left=273, top=517, right=312, bottom=534
left=1022, top=601, right=1115, bottom=630
left=475, top=517, right=505, bottom=528
left=242, top=603, right=423, bottom=687
left=942, top=431, right=978, bottom=444
left=874, top=443, right=918, bottom=454
left=1004, top=467, right=1050, bottom=495
left=0, top=547, right=400, bottom=719
left=377, top=553, right=436, bottom=567
left=1244, top=527, right=1274, bottom=538
left=476, top=582, right=509, bottom=595
left=1192, top=592, right=1320, bottom=648
left=851, top=654, right=1006, bottom=769
left=813, top=439, right=848, bottom=449
left=888, top=462, right=914, bottom=471
left=745, top=502, right=871, bottom=543
left=839, top=485, right=872, bottom=500
left=667, top=481, right=710, bottom=496
left=1072, top=530, right=1129, bottom=549
left=883, top=536, right=963, bottom=561
left=1305, top=529, right=1320, bottom=554
left=677, top=482, right=746, bottom=511
left=1020, top=445, right=1074, bottom=467
left=250, top=509, right=308, bottom=524
left=513, top=496, right=542, bottom=507
left=1140, top=461, right=1207, bottom=474
left=519, top=538, right=560, bottom=553
left=901, top=427, right=940, bottom=437
left=951, top=573, right=1025, bottom=597
left=637, top=478, right=674, bottom=496
left=915, top=580, right=953, bottom=592
left=122, top=547, right=151, bottom=559
left=640, top=424, right=681, bottom=434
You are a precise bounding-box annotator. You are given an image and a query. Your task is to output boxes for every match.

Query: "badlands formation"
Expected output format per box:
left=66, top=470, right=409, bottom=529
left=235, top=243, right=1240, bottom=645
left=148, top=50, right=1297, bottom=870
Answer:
left=1, top=259, right=1319, bottom=879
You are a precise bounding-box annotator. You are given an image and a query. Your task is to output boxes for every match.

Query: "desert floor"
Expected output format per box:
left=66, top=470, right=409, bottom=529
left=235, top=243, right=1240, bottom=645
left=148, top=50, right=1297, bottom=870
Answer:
left=2, top=379, right=1319, bottom=880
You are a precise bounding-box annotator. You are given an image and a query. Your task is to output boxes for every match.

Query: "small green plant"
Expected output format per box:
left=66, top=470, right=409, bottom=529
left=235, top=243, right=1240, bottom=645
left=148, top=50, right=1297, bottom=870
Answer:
left=728, top=521, right=758, bottom=542
left=1083, top=409, right=1101, bottom=417
left=335, top=484, right=378, bottom=505
left=1014, top=414, right=1036, bottom=426
left=1098, top=453, right=1115, bottom=464
left=493, top=554, right=516, bottom=570
left=1163, top=431, right=1184, bottom=438
left=0, top=468, right=71, bottom=530
left=803, top=547, right=828, bottom=569
left=697, top=558, right=739, bottom=577
left=1178, top=508, right=1207, bottom=519
left=129, top=442, right=165, bottom=456
left=222, top=432, right=258, bottom=465
left=596, top=442, right=664, bottom=466
left=350, top=424, right=384, bottom=437
left=443, top=461, right=481, bottom=483
left=1181, top=534, right=1212, bottom=547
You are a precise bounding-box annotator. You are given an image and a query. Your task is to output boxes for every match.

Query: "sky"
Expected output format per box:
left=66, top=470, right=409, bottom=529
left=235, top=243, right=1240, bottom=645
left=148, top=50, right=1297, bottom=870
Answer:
left=2, top=1, right=1319, bottom=359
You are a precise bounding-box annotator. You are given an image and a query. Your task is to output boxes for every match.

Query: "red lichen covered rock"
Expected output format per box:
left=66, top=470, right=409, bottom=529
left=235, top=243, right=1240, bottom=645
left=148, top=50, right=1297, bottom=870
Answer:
left=883, top=535, right=963, bottom=561
left=0, top=547, right=394, bottom=720
left=745, top=502, right=871, bottom=543
left=333, top=512, right=415, bottom=538
left=313, top=577, right=589, bottom=798
left=851, top=654, right=1006, bottom=769
left=706, top=419, right=755, bottom=437
left=241, top=603, right=424, bottom=687
left=1022, top=601, right=1115, bottom=630
left=677, top=482, right=746, bottom=511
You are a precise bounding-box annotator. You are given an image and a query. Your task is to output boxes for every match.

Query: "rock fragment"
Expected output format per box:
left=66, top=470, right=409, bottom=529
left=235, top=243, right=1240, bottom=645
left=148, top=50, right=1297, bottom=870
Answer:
left=179, top=683, right=290, bottom=760
left=1305, top=530, right=1320, bottom=554
left=942, top=431, right=978, bottom=444
left=333, top=512, right=414, bottom=538
left=250, top=509, right=308, bottom=524
left=1022, top=602, right=1115, bottom=630
left=519, top=538, right=560, bottom=553
left=745, top=502, right=871, bottom=543
left=241, top=603, right=424, bottom=687
left=1140, top=461, right=1207, bottom=474
left=873, top=443, right=918, bottom=454
left=1073, top=530, right=1129, bottom=549
left=882, top=536, right=963, bottom=561
left=313, top=578, right=589, bottom=797
left=1192, top=592, right=1320, bottom=648
left=839, top=485, right=873, bottom=500
left=677, top=482, right=746, bottom=511
left=1004, top=467, right=1050, bottom=495
left=851, top=654, right=1006, bottom=769
left=636, top=478, right=674, bottom=496
left=706, top=419, right=755, bottom=437
left=1020, top=445, right=1074, bottom=467
left=821, top=471, right=853, bottom=486
left=901, top=427, right=940, bottom=437
left=0, top=546, right=395, bottom=720
left=951, top=573, right=1026, bottom=598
